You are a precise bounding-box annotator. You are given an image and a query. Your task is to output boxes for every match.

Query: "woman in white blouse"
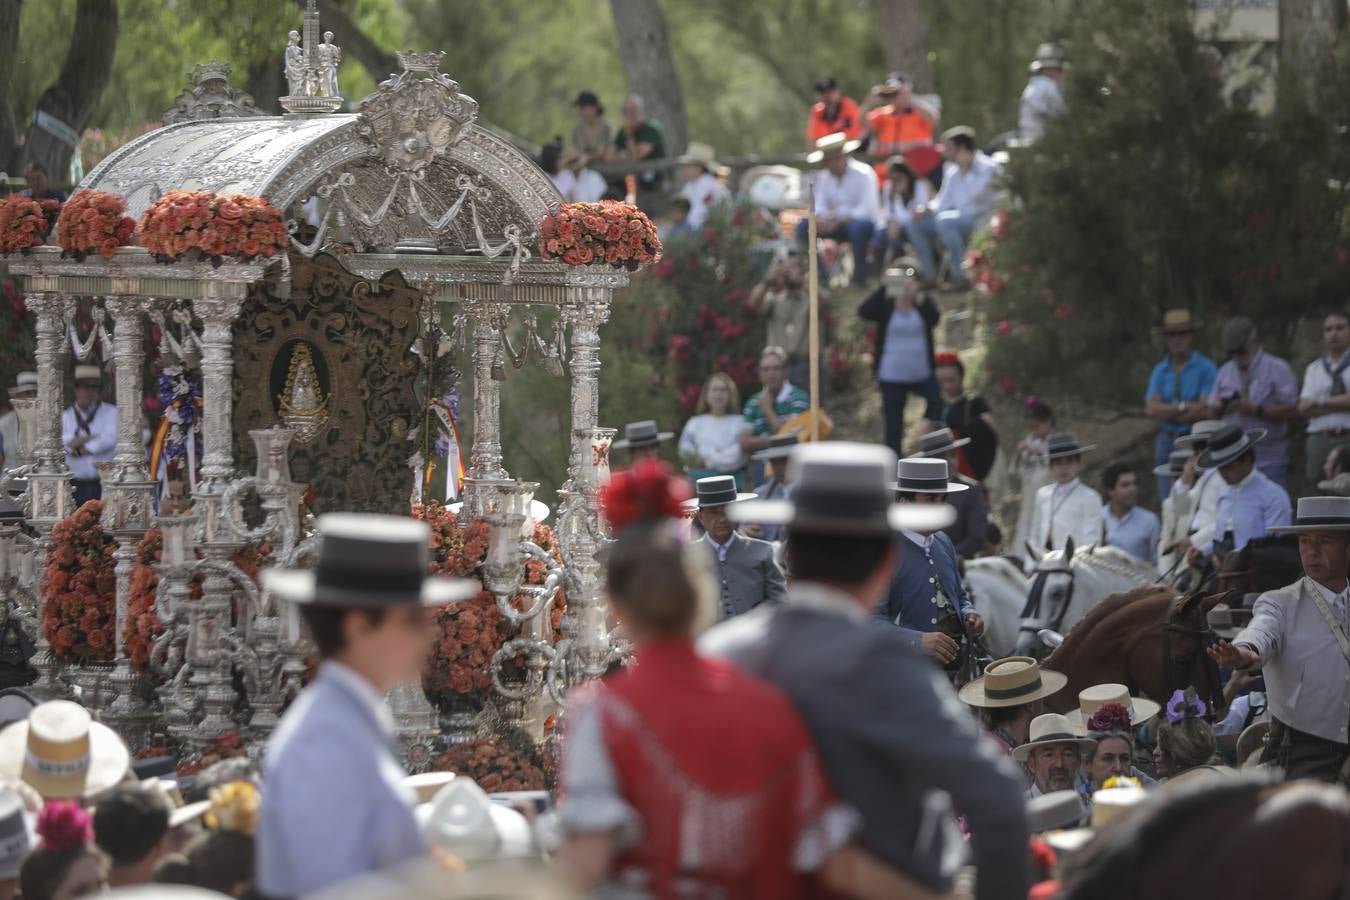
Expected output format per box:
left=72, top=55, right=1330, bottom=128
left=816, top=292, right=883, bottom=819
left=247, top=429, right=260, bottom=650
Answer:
left=872, top=158, right=932, bottom=267
left=679, top=372, right=750, bottom=487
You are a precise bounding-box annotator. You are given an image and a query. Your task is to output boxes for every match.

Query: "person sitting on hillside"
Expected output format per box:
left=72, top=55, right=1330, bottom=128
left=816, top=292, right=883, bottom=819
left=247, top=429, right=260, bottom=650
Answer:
left=805, top=76, right=863, bottom=149
left=860, top=72, right=942, bottom=188
left=660, top=197, right=695, bottom=242
left=872, top=157, right=932, bottom=268
left=740, top=346, right=811, bottom=455
left=608, top=95, right=667, bottom=198
left=679, top=373, right=751, bottom=485
left=909, top=126, right=1002, bottom=288
left=558, top=149, right=608, bottom=204
left=570, top=90, right=613, bottom=166
left=677, top=142, right=729, bottom=229
left=750, top=244, right=810, bottom=387
left=797, top=132, right=879, bottom=286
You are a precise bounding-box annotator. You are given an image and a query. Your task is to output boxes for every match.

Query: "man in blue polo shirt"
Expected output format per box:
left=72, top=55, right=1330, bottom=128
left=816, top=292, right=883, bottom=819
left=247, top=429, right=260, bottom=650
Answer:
left=1145, top=309, right=1218, bottom=497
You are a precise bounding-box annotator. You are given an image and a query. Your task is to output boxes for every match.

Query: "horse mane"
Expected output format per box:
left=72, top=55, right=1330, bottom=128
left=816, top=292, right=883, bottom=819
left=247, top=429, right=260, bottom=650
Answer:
left=1076, top=545, right=1157, bottom=582
left=1059, top=774, right=1279, bottom=900
left=1044, top=585, right=1175, bottom=670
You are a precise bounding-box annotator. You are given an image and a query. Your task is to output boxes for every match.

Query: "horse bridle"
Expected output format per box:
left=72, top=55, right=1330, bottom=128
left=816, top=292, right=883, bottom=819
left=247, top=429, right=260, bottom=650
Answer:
left=1019, top=564, right=1075, bottom=635
left=1161, top=610, right=1225, bottom=717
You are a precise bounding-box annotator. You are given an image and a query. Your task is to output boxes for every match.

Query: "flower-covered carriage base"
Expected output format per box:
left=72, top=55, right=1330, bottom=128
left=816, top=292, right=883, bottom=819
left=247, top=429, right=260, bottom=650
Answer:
left=3, top=6, right=655, bottom=786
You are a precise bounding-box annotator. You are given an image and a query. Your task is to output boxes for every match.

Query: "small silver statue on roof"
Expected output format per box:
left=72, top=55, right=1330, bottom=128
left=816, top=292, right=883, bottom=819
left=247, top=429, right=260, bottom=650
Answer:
left=280, top=0, right=343, bottom=114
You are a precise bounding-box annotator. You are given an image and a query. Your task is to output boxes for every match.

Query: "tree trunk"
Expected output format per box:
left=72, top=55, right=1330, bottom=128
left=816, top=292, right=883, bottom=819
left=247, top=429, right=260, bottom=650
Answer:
left=608, top=0, right=688, bottom=155
left=20, top=0, right=118, bottom=188
left=0, top=0, right=24, bottom=174
left=1279, top=0, right=1346, bottom=111
left=295, top=0, right=400, bottom=86
left=877, top=0, right=934, bottom=93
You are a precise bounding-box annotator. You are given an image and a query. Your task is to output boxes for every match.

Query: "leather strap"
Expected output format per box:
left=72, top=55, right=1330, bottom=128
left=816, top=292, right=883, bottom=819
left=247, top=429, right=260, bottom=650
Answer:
left=1305, top=579, right=1350, bottom=668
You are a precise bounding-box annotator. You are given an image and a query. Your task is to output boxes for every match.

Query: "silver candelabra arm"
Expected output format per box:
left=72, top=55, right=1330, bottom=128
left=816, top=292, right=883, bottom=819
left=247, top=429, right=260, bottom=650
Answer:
left=192, top=557, right=263, bottom=631
left=221, top=477, right=299, bottom=559
left=489, top=638, right=556, bottom=701
left=490, top=540, right=563, bottom=625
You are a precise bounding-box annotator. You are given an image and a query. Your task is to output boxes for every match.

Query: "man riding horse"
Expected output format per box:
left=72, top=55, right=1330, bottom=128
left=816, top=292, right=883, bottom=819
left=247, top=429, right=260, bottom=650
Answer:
left=1210, top=496, right=1350, bottom=782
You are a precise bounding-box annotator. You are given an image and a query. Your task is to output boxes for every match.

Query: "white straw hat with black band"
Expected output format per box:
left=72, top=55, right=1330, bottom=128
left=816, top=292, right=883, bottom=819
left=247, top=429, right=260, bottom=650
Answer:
left=612, top=420, right=674, bottom=450
left=0, top=700, right=130, bottom=800
left=683, top=475, right=758, bottom=511
left=1043, top=432, right=1096, bottom=460
left=263, top=513, right=480, bottom=608
left=908, top=427, right=971, bottom=459
left=891, top=457, right=969, bottom=495
left=1194, top=423, right=1266, bottom=470
left=1268, top=496, right=1350, bottom=534
left=959, top=656, right=1067, bottom=709
left=726, top=442, right=955, bottom=537
left=1012, top=713, right=1097, bottom=763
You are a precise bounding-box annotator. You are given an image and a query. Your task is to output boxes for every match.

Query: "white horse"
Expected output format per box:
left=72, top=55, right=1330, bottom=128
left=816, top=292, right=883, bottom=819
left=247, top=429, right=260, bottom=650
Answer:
left=963, top=556, right=1028, bottom=658
left=1013, top=539, right=1159, bottom=658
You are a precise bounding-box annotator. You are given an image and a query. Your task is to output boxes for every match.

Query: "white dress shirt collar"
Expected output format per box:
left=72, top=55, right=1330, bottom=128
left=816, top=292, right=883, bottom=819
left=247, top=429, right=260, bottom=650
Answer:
left=1053, top=478, right=1081, bottom=499
left=323, top=661, right=397, bottom=739
left=901, top=529, right=933, bottom=551
left=707, top=530, right=737, bottom=561
left=785, top=581, right=871, bottom=623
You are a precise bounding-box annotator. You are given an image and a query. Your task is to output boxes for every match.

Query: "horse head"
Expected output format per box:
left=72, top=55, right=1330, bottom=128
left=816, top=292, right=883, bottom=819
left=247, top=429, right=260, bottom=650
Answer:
left=1158, top=590, right=1233, bottom=719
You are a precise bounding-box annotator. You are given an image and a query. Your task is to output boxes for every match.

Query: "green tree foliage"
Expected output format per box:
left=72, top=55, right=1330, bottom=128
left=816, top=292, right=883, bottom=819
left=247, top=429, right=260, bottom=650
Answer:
left=972, top=0, right=1350, bottom=408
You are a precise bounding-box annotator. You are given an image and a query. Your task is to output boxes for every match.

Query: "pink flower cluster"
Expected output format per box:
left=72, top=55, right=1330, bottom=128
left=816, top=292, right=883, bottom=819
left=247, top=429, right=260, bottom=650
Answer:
left=540, top=201, right=661, bottom=270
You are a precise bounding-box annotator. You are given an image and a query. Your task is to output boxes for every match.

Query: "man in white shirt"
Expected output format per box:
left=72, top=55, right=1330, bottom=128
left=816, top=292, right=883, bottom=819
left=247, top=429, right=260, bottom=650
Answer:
left=1028, top=432, right=1103, bottom=559
left=1298, top=312, right=1350, bottom=483
left=909, top=126, right=1002, bottom=288
left=1210, top=495, right=1350, bottom=782
left=797, top=132, right=880, bottom=286
left=1018, top=44, right=1068, bottom=144
left=556, top=152, right=608, bottom=204
left=676, top=142, right=729, bottom=229
left=61, top=365, right=117, bottom=507
left=0, top=371, right=36, bottom=471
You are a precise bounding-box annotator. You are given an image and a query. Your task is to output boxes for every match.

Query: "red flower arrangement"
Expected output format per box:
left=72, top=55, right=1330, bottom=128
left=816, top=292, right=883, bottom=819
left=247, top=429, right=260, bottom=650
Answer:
left=412, top=502, right=566, bottom=711
left=137, top=190, right=288, bottom=265
left=540, top=200, right=661, bottom=270
left=124, top=529, right=271, bottom=672
left=57, top=189, right=135, bottom=260
left=430, top=730, right=551, bottom=792
left=0, top=195, right=53, bottom=255
left=42, top=501, right=117, bottom=664
left=36, top=801, right=94, bottom=852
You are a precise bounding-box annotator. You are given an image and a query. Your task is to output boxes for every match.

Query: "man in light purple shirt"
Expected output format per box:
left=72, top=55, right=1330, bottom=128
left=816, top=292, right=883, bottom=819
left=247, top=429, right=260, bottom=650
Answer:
left=1207, top=317, right=1299, bottom=486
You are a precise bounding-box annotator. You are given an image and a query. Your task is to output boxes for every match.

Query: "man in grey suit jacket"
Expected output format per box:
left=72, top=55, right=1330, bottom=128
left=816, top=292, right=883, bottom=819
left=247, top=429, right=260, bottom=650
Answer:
left=1211, top=495, right=1350, bottom=782
left=258, top=514, right=478, bottom=897
left=689, top=475, right=787, bottom=619
left=701, top=443, right=1030, bottom=900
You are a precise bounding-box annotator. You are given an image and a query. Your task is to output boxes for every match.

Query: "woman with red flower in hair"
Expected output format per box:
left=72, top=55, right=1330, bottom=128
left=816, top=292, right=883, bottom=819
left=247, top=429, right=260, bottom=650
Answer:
left=1067, top=684, right=1162, bottom=794
left=559, top=460, right=942, bottom=899
left=19, top=800, right=110, bottom=900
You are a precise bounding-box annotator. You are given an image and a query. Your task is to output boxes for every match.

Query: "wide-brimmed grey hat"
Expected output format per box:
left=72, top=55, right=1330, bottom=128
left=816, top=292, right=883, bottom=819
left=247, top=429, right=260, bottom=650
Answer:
left=1195, top=423, right=1266, bottom=469
left=1154, top=448, right=1191, bottom=479
left=1044, top=431, right=1096, bottom=460
left=683, top=475, right=757, bottom=511
left=752, top=433, right=799, bottom=462
left=1320, top=472, right=1350, bottom=497
left=1029, top=42, right=1068, bottom=73
left=612, top=419, right=674, bottom=450
left=891, top=457, right=969, bottom=495
left=1174, top=419, right=1225, bottom=454
left=1026, top=790, right=1087, bottom=835
left=263, top=513, right=480, bottom=609
left=726, top=442, right=954, bottom=537
left=1206, top=602, right=1247, bottom=640
left=909, top=427, right=971, bottom=459
left=1268, top=496, right=1350, bottom=534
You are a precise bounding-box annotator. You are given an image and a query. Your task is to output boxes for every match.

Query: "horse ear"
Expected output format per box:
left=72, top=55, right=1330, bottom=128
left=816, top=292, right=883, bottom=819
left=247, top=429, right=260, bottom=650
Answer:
left=1202, top=589, right=1239, bottom=612
left=1025, top=541, right=1045, bottom=564
left=1065, top=536, right=1076, bottom=559
left=1177, top=590, right=1206, bottom=621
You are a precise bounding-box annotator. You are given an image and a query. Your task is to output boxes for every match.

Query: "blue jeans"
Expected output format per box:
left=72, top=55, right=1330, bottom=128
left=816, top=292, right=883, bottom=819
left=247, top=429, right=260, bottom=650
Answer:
left=796, top=216, right=874, bottom=284
left=871, top=223, right=910, bottom=262
left=909, top=209, right=977, bottom=282
left=879, top=378, right=940, bottom=456
left=1155, top=430, right=1179, bottom=499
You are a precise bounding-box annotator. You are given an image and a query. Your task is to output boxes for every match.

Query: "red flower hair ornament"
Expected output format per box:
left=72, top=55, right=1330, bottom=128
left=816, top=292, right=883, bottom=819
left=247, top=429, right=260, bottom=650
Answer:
left=1085, top=702, right=1133, bottom=735
left=934, top=351, right=962, bottom=368
left=600, top=459, right=692, bottom=535
left=36, top=800, right=94, bottom=852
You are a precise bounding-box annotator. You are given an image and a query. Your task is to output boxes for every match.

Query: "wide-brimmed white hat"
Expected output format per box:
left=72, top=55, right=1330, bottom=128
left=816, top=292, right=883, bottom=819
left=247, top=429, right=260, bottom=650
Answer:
left=263, top=513, right=480, bottom=609
left=0, top=700, right=130, bottom=799
left=73, top=364, right=103, bottom=386
left=8, top=371, right=36, bottom=398
left=959, top=656, right=1067, bottom=709
left=417, top=778, right=534, bottom=862
left=677, top=142, right=719, bottom=171
left=1268, top=496, right=1350, bottom=534
left=1012, top=712, right=1097, bottom=763
left=1063, top=683, right=1161, bottom=736
left=806, top=132, right=863, bottom=164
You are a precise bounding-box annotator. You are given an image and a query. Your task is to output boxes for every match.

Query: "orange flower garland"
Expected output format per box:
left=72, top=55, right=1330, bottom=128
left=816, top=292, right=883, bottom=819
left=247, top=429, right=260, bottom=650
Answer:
left=42, top=501, right=117, bottom=663
left=57, top=189, right=135, bottom=260
left=430, top=730, right=551, bottom=791
left=540, top=200, right=661, bottom=270
left=0, top=195, right=53, bottom=255
left=137, top=190, right=288, bottom=264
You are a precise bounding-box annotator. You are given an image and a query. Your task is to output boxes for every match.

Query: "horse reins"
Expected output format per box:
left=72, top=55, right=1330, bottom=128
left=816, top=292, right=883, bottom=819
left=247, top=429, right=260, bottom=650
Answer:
left=1019, top=565, right=1075, bottom=635
left=1161, top=609, right=1225, bottom=718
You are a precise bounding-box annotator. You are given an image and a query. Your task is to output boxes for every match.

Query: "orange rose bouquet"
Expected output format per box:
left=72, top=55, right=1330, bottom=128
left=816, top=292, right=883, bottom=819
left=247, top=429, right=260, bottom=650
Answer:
left=0, top=195, right=53, bottom=255
left=430, top=729, right=551, bottom=791
left=540, top=200, right=661, bottom=270
left=57, top=189, right=135, bottom=260
left=42, top=501, right=117, bottom=663
left=137, top=190, right=288, bottom=265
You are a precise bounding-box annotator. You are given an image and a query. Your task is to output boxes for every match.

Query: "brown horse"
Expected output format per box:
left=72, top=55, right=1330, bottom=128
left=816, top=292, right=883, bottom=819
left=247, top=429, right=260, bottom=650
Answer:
left=1059, top=775, right=1350, bottom=900
left=1042, top=586, right=1229, bottom=718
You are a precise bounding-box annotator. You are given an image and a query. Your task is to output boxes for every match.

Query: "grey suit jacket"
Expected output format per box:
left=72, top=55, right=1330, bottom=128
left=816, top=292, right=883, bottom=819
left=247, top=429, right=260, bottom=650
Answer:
left=695, top=532, right=787, bottom=619
left=700, top=583, right=1030, bottom=900
left=257, top=666, right=425, bottom=897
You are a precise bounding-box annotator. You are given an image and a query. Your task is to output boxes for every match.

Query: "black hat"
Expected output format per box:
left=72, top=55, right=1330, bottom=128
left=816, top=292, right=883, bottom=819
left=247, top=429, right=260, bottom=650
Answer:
left=1195, top=423, right=1265, bottom=469
left=727, top=442, right=954, bottom=537
left=684, top=475, right=757, bottom=511
left=813, top=76, right=838, bottom=92
left=1044, top=432, right=1096, bottom=460
left=263, top=513, right=479, bottom=609
left=752, top=433, right=800, bottom=462
left=612, top=420, right=674, bottom=450
left=573, top=90, right=603, bottom=113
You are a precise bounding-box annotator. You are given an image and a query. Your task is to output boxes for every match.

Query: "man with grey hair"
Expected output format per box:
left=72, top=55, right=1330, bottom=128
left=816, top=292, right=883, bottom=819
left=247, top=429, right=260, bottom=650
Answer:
left=609, top=94, right=667, bottom=197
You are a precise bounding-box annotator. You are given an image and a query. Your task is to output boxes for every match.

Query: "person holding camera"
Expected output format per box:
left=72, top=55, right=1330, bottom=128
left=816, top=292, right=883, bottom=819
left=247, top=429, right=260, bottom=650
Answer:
left=1207, top=317, right=1298, bottom=486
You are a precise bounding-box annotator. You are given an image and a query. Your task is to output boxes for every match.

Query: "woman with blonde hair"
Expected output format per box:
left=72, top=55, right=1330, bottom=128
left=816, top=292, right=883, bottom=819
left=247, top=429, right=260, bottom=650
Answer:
left=1154, top=688, right=1228, bottom=783
left=679, top=371, right=751, bottom=486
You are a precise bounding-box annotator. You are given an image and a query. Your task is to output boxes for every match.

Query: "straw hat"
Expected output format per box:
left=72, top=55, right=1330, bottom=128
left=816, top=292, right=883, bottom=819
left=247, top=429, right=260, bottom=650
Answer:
left=1154, top=309, right=1200, bottom=335
left=1026, top=790, right=1088, bottom=835
left=8, top=371, right=36, bottom=399
left=1043, top=784, right=1147, bottom=855
left=1012, top=713, right=1097, bottom=762
left=1063, top=683, right=1161, bottom=736
left=959, top=656, right=1067, bottom=709
left=676, top=142, right=719, bottom=172
left=0, top=700, right=130, bottom=799
left=806, top=132, right=863, bottom=164
left=72, top=365, right=103, bottom=386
